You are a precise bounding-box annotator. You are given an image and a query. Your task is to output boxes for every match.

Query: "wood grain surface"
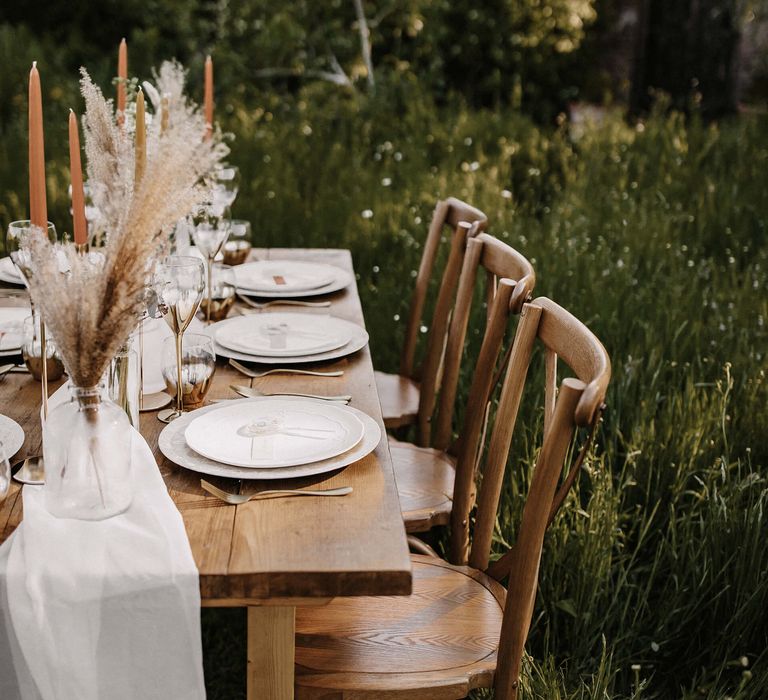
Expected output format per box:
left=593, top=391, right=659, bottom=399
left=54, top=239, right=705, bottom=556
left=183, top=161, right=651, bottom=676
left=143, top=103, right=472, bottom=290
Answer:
left=0, top=248, right=412, bottom=603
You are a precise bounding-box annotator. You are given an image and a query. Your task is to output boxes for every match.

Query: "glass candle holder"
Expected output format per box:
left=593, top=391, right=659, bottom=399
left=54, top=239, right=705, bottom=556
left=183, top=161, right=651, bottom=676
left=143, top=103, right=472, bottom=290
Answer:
left=199, top=264, right=236, bottom=322
left=22, top=315, right=65, bottom=382
left=161, top=333, right=216, bottom=409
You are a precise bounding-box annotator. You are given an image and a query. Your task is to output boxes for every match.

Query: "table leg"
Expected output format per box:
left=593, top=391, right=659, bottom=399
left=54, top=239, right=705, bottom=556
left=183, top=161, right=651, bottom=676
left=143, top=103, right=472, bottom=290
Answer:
left=247, top=606, right=296, bottom=700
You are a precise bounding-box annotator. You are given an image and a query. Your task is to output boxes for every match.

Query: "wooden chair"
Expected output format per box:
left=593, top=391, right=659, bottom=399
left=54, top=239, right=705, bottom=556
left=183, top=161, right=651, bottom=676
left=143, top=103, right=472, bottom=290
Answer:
left=374, top=197, right=487, bottom=444
left=392, top=233, right=535, bottom=533
left=295, top=296, right=611, bottom=699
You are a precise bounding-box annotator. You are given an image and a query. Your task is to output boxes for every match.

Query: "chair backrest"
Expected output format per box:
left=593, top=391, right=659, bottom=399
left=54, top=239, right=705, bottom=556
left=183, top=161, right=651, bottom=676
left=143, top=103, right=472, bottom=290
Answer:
left=427, top=232, right=535, bottom=464
left=400, top=199, right=488, bottom=443
left=454, top=296, right=610, bottom=699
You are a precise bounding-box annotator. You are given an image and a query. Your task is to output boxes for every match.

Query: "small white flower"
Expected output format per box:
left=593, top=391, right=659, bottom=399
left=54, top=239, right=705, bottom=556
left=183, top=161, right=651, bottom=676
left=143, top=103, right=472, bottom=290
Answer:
left=394, top=152, right=403, bottom=161
left=464, top=136, right=473, bottom=146
left=501, top=189, right=512, bottom=199
left=361, top=209, right=374, bottom=219
left=301, top=124, right=312, bottom=136
left=381, top=177, right=392, bottom=187
left=470, top=161, right=480, bottom=171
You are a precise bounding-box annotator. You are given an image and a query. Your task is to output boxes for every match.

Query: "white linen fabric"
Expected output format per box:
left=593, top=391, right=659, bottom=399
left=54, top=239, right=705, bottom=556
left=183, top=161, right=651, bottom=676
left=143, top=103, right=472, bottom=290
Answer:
left=0, top=427, right=206, bottom=700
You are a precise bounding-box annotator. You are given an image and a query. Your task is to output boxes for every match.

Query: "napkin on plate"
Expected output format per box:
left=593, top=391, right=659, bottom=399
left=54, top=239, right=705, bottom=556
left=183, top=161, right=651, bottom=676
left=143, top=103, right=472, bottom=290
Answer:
left=0, top=428, right=205, bottom=700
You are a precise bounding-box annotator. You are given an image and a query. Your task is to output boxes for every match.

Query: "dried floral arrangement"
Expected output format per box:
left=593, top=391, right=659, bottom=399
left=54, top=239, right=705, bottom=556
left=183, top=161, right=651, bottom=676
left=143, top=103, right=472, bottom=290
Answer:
left=23, top=63, right=229, bottom=388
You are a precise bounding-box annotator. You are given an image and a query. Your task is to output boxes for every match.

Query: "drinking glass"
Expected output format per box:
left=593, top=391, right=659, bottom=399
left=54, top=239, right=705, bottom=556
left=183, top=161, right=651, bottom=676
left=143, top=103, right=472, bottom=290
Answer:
left=161, top=333, right=216, bottom=409
left=211, top=165, right=240, bottom=209
left=222, top=219, right=252, bottom=266
left=192, top=205, right=231, bottom=324
left=154, top=255, right=205, bottom=422
left=199, top=263, right=236, bottom=322
left=22, top=315, right=65, bottom=381
left=6, top=220, right=57, bottom=429
left=0, top=442, right=10, bottom=500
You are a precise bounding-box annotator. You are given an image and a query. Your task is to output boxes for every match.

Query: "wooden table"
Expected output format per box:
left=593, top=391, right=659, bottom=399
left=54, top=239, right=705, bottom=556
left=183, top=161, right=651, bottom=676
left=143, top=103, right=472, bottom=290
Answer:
left=0, top=248, right=412, bottom=699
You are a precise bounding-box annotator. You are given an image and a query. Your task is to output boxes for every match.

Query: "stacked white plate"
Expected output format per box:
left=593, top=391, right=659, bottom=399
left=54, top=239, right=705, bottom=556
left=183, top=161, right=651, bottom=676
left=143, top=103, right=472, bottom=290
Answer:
left=0, top=414, right=25, bottom=459
left=0, top=257, right=23, bottom=286
left=210, top=312, right=369, bottom=364
left=235, top=260, right=353, bottom=298
left=0, top=307, right=30, bottom=357
left=158, top=397, right=381, bottom=480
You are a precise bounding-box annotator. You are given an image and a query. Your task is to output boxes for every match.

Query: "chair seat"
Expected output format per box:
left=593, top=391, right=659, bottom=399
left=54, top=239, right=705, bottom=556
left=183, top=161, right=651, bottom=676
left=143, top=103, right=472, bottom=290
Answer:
left=295, top=554, right=505, bottom=698
left=374, top=370, right=420, bottom=429
left=389, top=436, right=455, bottom=532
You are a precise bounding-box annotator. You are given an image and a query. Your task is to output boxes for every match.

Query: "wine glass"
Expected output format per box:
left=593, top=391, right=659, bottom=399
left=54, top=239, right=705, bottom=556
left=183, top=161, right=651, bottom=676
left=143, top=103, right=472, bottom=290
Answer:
left=192, top=204, right=231, bottom=324
left=211, top=165, right=240, bottom=209
left=6, top=220, right=57, bottom=484
left=154, top=255, right=205, bottom=423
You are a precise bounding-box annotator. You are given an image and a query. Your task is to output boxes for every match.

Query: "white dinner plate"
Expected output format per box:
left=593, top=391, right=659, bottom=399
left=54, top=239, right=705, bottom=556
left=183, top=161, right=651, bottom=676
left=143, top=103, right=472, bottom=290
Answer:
left=210, top=314, right=368, bottom=365
left=215, top=313, right=353, bottom=358
left=159, top=398, right=381, bottom=480
left=0, top=414, right=25, bottom=459
left=235, top=261, right=335, bottom=293
left=0, top=307, right=31, bottom=354
left=0, top=257, right=23, bottom=286
left=185, top=398, right=364, bottom=468
left=236, top=262, right=353, bottom=299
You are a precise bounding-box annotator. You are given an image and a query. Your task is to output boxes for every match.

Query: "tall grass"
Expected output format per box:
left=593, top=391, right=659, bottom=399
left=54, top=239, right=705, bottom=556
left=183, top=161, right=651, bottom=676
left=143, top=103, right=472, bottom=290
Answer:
left=1, top=72, right=766, bottom=698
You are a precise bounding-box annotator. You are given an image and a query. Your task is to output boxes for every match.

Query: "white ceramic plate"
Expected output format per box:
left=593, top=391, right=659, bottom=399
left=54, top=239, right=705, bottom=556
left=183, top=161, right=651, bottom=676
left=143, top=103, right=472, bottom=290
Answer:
left=160, top=398, right=381, bottom=480
left=210, top=315, right=368, bottom=365
left=0, top=257, right=23, bottom=286
left=185, top=398, right=364, bottom=468
left=237, top=263, right=353, bottom=299
left=0, top=307, right=31, bottom=353
left=215, top=313, right=353, bottom=358
left=235, top=261, right=336, bottom=293
left=0, top=414, right=25, bottom=459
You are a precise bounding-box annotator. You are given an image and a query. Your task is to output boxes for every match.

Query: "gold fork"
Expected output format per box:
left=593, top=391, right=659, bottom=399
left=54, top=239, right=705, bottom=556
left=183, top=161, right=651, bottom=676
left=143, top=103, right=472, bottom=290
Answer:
left=201, top=479, right=352, bottom=504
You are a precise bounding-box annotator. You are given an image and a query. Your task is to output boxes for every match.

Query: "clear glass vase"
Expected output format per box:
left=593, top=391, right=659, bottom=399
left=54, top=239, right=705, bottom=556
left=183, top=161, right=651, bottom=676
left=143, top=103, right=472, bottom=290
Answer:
left=43, top=385, right=133, bottom=520
left=106, top=341, right=140, bottom=428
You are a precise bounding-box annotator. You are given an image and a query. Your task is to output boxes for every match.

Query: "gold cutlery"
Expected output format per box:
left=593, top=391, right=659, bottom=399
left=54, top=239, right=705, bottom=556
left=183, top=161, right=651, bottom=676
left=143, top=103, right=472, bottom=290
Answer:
left=201, top=478, right=352, bottom=504
left=228, top=358, right=343, bottom=379
left=230, top=383, right=351, bottom=403
left=236, top=294, right=331, bottom=310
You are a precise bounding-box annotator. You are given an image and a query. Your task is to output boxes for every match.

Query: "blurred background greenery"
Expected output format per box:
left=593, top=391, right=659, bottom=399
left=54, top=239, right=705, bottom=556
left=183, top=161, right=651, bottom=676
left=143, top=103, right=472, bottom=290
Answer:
left=0, top=2, right=766, bottom=699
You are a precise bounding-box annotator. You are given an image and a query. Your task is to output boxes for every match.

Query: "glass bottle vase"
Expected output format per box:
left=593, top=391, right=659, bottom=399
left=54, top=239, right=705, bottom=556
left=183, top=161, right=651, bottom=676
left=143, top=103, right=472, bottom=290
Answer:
left=43, top=385, right=133, bottom=520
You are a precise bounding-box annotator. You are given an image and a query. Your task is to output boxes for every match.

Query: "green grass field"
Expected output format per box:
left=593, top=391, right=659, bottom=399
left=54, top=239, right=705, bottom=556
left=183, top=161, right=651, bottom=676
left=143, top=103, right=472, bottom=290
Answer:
left=2, top=81, right=766, bottom=698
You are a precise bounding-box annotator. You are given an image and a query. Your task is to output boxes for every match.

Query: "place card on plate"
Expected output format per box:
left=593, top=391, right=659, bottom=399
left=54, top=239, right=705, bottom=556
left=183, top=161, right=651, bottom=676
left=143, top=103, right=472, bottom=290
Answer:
left=235, top=261, right=336, bottom=293
left=215, top=312, right=353, bottom=357
left=184, top=398, right=365, bottom=468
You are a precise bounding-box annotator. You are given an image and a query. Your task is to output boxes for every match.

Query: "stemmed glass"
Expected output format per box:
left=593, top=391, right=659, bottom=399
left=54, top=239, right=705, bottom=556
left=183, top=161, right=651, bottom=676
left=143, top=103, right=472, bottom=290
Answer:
left=154, top=255, right=205, bottom=423
left=6, top=220, right=57, bottom=484
left=211, top=165, right=240, bottom=209
left=192, top=204, right=231, bottom=324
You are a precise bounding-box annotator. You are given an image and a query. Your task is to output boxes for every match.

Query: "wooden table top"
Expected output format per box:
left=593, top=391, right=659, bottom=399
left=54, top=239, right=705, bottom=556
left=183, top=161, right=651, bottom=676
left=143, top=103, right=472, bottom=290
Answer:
left=0, top=248, right=412, bottom=604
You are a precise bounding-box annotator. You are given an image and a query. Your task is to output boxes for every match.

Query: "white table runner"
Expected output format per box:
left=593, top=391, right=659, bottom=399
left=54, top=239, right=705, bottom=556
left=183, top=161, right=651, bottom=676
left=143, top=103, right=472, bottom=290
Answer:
left=0, top=428, right=205, bottom=700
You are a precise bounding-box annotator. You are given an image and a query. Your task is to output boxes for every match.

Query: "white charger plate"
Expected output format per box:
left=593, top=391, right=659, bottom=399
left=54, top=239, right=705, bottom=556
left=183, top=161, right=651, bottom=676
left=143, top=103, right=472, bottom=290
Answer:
left=0, top=414, right=25, bottom=459
left=237, top=263, right=353, bottom=299
left=215, top=312, right=353, bottom=358
left=185, top=398, right=364, bottom=468
left=211, top=314, right=368, bottom=365
left=159, top=398, right=381, bottom=480
left=235, top=261, right=335, bottom=293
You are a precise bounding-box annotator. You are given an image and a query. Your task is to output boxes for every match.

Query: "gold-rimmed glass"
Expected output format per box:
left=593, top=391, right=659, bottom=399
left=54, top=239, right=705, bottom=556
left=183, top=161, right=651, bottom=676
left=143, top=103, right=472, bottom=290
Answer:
left=154, top=255, right=205, bottom=423
left=192, top=204, right=231, bottom=324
